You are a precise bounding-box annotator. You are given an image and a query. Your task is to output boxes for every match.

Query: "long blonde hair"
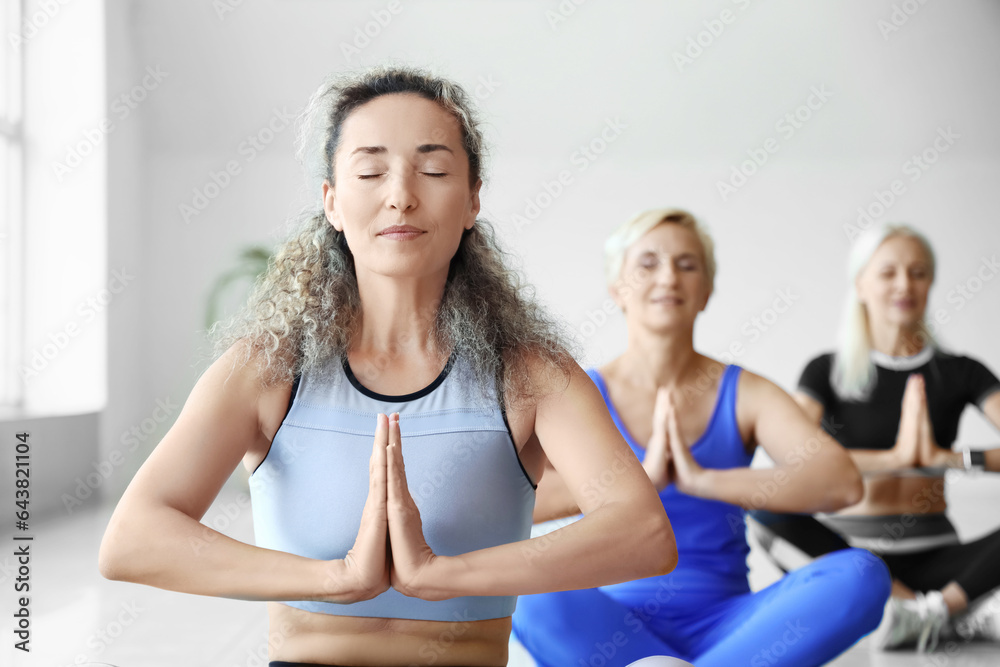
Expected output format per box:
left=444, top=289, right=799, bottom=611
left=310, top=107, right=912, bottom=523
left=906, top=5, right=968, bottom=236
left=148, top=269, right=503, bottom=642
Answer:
left=832, top=223, right=936, bottom=399
left=208, top=66, right=575, bottom=404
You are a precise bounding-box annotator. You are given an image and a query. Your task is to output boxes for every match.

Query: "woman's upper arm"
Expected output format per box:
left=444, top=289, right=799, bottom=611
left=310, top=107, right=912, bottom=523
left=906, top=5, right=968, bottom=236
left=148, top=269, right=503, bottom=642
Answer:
left=115, top=344, right=272, bottom=521
left=530, top=361, right=660, bottom=516
left=746, top=372, right=851, bottom=472
left=981, top=389, right=1000, bottom=432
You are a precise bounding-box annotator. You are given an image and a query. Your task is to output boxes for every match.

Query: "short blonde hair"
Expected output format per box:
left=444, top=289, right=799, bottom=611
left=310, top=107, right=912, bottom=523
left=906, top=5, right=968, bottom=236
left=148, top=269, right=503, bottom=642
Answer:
left=603, top=208, right=716, bottom=292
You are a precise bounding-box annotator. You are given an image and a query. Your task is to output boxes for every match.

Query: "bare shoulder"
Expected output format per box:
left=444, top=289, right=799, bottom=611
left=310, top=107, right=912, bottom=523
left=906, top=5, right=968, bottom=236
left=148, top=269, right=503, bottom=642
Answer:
left=734, top=366, right=788, bottom=405
left=175, top=340, right=291, bottom=475
left=731, top=367, right=796, bottom=443
left=504, top=350, right=586, bottom=464
left=215, top=341, right=296, bottom=470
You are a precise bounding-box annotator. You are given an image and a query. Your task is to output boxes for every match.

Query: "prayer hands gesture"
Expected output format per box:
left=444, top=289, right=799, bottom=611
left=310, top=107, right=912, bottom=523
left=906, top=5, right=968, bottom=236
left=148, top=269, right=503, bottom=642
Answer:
left=645, top=389, right=707, bottom=495
left=893, top=374, right=953, bottom=469
left=338, top=413, right=443, bottom=602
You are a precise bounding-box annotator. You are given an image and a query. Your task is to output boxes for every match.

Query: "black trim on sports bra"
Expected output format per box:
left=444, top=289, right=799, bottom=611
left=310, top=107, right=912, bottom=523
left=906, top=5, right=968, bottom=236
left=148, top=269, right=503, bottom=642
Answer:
left=343, top=351, right=457, bottom=403
left=500, top=401, right=538, bottom=490
left=250, top=372, right=301, bottom=478
left=287, top=373, right=301, bottom=413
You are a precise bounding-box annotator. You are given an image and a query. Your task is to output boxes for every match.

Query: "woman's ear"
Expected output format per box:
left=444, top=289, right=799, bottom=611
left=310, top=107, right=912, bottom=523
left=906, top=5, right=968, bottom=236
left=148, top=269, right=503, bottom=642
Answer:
left=323, top=180, right=342, bottom=232
left=465, top=179, right=482, bottom=230
left=854, top=275, right=866, bottom=305
left=609, top=283, right=626, bottom=313
left=698, top=285, right=713, bottom=313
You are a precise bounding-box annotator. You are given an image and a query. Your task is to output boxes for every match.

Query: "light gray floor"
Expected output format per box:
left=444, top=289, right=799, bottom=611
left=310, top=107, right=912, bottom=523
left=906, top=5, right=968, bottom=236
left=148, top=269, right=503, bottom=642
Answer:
left=3, top=474, right=999, bottom=666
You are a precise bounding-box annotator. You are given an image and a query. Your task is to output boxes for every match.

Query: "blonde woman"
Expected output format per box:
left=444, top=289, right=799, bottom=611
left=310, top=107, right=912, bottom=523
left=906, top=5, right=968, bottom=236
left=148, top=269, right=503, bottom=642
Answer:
left=751, top=223, right=1000, bottom=652
left=98, top=67, right=676, bottom=667
left=512, top=209, right=889, bottom=667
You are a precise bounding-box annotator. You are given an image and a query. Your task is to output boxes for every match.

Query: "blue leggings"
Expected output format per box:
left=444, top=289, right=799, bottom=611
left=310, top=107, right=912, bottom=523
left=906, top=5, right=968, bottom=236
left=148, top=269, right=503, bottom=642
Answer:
left=512, top=549, right=890, bottom=667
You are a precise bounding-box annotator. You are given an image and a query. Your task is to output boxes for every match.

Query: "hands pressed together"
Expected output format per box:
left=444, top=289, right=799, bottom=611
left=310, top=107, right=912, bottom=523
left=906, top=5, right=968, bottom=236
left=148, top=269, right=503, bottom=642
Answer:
left=643, top=389, right=709, bottom=495
left=337, top=413, right=445, bottom=603
left=891, top=373, right=957, bottom=470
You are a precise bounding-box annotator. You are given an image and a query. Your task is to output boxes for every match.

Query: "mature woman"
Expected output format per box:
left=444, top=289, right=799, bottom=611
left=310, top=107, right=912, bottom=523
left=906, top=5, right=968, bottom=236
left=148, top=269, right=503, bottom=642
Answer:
left=512, top=209, right=891, bottom=667
left=751, top=223, right=1000, bottom=653
left=97, top=67, right=677, bottom=667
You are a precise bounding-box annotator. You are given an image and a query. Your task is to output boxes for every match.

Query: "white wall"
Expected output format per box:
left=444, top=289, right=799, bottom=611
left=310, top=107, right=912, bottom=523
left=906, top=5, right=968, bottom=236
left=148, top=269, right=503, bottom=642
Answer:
left=102, top=0, right=1000, bottom=503
left=8, top=1, right=996, bottom=664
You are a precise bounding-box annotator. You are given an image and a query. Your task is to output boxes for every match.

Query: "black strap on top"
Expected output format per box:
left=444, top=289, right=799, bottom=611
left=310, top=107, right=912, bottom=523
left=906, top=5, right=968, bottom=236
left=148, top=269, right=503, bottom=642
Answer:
left=286, top=373, right=301, bottom=415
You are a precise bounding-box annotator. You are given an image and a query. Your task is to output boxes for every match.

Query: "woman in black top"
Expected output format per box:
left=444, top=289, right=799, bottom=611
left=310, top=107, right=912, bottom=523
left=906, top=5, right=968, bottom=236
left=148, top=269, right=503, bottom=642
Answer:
left=751, top=223, right=1000, bottom=653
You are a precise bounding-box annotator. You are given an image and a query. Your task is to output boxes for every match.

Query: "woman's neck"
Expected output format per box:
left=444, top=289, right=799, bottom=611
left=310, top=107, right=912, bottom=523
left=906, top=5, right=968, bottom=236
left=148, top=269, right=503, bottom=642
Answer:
left=867, top=321, right=926, bottom=358
left=353, top=268, right=448, bottom=358
left=615, top=326, right=702, bottom=391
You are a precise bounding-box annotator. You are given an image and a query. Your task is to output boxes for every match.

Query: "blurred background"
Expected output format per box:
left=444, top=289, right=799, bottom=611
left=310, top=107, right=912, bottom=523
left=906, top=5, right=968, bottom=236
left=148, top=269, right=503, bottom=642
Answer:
left=1, top=1, right=998, bottom=665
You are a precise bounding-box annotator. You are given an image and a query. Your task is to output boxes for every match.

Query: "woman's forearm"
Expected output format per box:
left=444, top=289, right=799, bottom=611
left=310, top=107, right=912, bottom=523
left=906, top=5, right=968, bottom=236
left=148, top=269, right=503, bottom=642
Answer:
left=986, top=448, right=1000, bottom=472
left=845, top=448, right=909, bottom=473
left=693, top=464, right=861, bottom=513
left=424, top=501, right=676, bottom=599
left=99, top=503, right=355, bottom=603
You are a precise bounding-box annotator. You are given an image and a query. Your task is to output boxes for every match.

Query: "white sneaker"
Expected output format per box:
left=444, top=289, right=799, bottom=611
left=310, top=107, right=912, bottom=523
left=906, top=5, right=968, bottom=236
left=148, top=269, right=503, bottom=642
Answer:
left=952, top=587, right=1000, bottom=642
left=872, top=591, right=949, bottom=652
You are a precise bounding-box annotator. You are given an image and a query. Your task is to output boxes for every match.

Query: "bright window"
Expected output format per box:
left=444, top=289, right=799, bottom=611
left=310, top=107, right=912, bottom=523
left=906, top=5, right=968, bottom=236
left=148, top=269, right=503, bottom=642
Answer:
left=1, top=0, right=24, bottom=408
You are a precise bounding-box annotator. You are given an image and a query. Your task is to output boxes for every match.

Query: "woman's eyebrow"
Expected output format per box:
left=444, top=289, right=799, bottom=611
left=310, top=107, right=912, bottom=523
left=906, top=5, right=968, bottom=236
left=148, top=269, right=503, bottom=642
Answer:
left=349, top=146, right=387, bottom=157
left=347, top=144, right=454, bottom=157
left=416, top=144, right=454, bottom=155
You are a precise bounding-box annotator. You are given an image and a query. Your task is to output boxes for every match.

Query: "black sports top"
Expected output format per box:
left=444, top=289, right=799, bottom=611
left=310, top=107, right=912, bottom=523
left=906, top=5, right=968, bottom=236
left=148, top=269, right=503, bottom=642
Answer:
left=798, top=347, right=1000, bottom=451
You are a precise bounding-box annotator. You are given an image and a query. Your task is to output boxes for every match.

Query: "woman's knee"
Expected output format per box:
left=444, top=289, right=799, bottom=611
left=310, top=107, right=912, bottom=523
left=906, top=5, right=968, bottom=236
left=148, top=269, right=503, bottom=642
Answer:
left=830, top=548, right=891, bottom=618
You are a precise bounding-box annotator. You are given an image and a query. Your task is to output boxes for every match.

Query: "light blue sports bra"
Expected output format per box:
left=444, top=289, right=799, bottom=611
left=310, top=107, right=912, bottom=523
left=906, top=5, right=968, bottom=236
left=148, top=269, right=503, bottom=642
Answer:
left=248, top=351, right=536, bottom=621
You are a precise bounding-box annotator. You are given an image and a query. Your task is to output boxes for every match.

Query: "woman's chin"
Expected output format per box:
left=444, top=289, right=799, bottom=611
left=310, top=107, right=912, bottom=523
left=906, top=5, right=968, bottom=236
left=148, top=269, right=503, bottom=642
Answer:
left=636, top=314, right=695, bottom=335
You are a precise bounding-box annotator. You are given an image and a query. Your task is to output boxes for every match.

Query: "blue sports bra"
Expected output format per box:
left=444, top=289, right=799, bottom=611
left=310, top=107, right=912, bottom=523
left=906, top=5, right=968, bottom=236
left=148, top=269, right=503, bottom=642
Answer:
left=248, top=351, right=536, bottom=621
left=589, top=365, right=754, bottom=584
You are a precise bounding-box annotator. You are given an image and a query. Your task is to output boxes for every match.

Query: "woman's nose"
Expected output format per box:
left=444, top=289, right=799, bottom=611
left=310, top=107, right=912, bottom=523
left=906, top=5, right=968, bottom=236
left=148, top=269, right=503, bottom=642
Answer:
left=385, top=171, right=417, bottom=212
left=656, top=263, right=679, bottom=285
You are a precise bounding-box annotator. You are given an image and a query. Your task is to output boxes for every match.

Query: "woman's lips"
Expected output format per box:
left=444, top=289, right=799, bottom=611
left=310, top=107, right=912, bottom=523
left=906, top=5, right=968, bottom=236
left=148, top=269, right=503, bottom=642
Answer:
left=378, top=225, right=425, bottom=241
left=380, top=231, right=424, bottom=240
